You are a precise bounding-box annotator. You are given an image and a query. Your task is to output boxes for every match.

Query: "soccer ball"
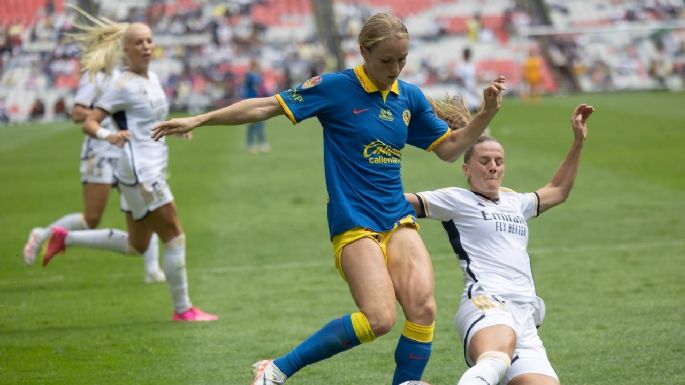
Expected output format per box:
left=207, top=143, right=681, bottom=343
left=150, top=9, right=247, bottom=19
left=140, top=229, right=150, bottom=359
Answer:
left=398, top=381, right=432, bottom=385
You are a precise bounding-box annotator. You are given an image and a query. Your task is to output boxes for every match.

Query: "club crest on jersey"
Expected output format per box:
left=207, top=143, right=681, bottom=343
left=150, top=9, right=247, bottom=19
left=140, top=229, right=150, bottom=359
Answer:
left=402, top=109, right=410, bottom=126
left=301, top=75, right=321, bottom=89
left=363, top=139, right=401, bottom=165
left=379, top=108, right=394, bottom=122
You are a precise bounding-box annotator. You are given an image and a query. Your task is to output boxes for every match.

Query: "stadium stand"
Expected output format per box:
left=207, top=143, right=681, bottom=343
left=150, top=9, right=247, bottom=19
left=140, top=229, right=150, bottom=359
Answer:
left=1, top=0, right=683, bottom=123
left=542, top=0, right=685, bottom=91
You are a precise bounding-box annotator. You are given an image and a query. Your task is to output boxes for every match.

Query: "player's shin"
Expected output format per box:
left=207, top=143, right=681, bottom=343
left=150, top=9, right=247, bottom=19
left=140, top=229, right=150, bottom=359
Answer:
left=273, top=312, right=368, bottom=378
left=142, top=233, right=164, bottom=277
left=67, top=228, right=129, bottom=253
left=457, top=351, right=511, bottom=385
left=162, top=234, right=191, bottom=312
left=52, top=213, right=89, bottom=231
left=392, top=320, right=434, bottom=385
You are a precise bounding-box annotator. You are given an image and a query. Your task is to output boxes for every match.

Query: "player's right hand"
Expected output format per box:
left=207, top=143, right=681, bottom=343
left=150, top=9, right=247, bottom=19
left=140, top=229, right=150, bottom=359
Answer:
left=107, top=131, right=129, bottom=147
left=151, top=117, right=199, bottom=142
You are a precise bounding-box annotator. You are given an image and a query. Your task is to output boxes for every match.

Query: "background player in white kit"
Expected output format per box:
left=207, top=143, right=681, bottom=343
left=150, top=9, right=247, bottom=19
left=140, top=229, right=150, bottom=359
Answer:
left=406, top=103, right=594, bottom=385
left=40, top=9, right=217, bottom=322
left=22, top=69, right=165, bottom=283
left=454, top=47, right=481, bottom=113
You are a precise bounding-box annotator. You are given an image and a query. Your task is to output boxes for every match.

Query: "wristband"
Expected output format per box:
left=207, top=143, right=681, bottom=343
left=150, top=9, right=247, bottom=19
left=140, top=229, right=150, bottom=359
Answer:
left=96, top=128, right=113, bottom=140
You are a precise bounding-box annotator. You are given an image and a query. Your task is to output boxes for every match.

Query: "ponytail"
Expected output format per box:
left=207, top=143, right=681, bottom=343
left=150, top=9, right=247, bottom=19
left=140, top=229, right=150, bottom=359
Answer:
left=425, top=93, right=472, bottom=130
left=67, top=4, right=129, bottom=79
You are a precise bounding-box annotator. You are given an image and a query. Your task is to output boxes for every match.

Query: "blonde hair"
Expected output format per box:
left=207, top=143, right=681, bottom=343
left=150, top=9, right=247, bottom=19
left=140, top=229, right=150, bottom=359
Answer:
left=426, top=94, right=472, bottom=130
left=358, top=13, right=408, bottom=50
left=67, top=5, right=129, bottom=79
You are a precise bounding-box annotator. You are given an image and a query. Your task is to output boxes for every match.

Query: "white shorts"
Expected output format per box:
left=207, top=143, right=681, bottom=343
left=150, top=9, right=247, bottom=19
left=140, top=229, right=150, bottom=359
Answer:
left=119, top=175, right=174, bottom=221
left=455, top=291, right=558, bottom=384
left=80, top=156, right=119, bottom=184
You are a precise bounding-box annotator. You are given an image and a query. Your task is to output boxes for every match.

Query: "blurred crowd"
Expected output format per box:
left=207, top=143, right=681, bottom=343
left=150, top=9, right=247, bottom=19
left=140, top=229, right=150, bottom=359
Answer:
left=1, top=0, right=684, bottom=123
left=545, top=0, right=685, bottom=91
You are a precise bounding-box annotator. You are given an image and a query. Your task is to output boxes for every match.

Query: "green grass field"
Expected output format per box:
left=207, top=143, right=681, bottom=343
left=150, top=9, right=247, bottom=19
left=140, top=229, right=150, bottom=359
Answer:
left=1, top=92, right=684, bottom=385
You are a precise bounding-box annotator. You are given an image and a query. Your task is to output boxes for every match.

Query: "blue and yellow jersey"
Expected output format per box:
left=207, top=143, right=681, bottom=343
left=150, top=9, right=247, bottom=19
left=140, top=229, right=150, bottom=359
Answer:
left=276, top=65, right=450, bottom=238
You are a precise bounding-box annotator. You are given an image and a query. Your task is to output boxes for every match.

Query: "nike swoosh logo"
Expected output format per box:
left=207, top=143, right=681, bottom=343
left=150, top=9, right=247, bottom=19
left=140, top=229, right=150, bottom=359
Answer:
left=352, top=108, right=369, bottom=115
left=408, top=353, right=430, bottom=360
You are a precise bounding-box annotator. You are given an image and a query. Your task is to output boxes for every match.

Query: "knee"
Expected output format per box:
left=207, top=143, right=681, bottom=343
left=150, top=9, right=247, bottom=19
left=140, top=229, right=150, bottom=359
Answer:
left=404, top=293, right=437, bottom=326
left=470, top=325, right=517, bottom=359
left=129, top=238, right=150, bottom=254
left=417, top=298, right=437, bottom=323
left=130, top=243, right=147, bottom=255
left=364, top=306, right=397, bottom=337
left=83, top=214, right=100, bottom=229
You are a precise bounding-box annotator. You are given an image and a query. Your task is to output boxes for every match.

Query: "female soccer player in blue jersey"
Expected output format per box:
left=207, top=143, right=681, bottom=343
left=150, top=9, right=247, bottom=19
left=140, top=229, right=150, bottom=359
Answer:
left=406, top=103, right=594, bottom=385
left=152, top=13, right=505, bottom=385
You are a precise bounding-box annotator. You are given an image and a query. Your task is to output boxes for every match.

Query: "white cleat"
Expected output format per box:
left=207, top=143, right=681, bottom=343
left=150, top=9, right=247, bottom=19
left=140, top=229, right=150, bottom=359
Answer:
left=23, top=227, right=46, bottom=265
left=250, top=360, right=287, bottom=385
left=144, top=269, right=166, bottom=284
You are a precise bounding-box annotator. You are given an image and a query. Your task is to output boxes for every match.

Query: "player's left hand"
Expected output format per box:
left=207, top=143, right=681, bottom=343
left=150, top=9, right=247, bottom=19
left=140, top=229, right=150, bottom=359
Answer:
left=571, top=103, right=594, bottom=141
left=482, top=76, right=506, bottom=116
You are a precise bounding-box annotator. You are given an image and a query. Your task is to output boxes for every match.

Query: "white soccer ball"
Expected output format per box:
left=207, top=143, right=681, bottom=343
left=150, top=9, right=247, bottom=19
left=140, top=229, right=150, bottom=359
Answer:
left=398, top=381, right=432, bottom=385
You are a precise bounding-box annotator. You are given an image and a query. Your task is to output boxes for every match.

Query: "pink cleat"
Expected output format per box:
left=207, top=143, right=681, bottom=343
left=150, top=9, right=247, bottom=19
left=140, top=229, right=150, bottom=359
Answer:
left=172, top=306, right=218, bottom=322
left=42, top=226, right=68, bottom=267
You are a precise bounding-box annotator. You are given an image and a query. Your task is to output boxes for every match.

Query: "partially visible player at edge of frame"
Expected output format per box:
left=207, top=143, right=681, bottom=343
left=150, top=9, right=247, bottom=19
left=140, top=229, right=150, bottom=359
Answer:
left=406, top=103, right=594, bottom=385
left=152, top=12, right=505, bottom=385
left=22, top=68, right=166, bottom=284
left=40, top=6, right=217, bottom=322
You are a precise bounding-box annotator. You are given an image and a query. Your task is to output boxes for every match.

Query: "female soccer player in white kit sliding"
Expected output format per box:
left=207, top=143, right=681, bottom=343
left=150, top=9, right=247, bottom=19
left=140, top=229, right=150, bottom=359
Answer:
left=41, top=10, right=216, bottom=322
left=407, top=103, right=594, bottom=385
left=23, top=69, right=165, bottom=283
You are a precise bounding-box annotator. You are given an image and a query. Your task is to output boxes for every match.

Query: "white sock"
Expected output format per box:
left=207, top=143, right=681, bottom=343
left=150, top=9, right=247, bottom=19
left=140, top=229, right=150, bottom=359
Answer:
left=142, top=233, right=161, bottom=274
left=65, top=228, right=129, bottom=254
left=38, top=213, right=88, bottom=242
left=457, top=351, right=511, bottom=385
left=163, top=234, right=191, bottom=313
left=52, top=212, right=88, bottom=230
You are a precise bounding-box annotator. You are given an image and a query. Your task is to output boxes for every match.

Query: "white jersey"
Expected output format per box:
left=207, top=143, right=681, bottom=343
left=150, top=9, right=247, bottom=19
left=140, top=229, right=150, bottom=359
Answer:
left=417, top=187, right=540, bottom=299
left=96, top=70, right=169, bottom=185
left=74, top=70, right=121, bottom=160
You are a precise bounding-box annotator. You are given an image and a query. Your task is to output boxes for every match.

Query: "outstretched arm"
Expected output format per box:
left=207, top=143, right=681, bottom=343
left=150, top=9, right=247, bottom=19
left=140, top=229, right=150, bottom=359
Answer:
left=152, top=96, right=284, bottom=141
left=433, top=76, right=506, bottom=163
left=536, top=103, right=594, bottom=214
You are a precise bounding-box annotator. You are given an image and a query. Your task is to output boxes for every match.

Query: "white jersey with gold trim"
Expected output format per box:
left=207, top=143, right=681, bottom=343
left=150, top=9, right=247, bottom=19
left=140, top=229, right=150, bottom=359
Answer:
left=74, top=70, right=121, bottom=160
left=96, top=70, right=169, bottom=186
left=417, top=187, right=540, bottom=299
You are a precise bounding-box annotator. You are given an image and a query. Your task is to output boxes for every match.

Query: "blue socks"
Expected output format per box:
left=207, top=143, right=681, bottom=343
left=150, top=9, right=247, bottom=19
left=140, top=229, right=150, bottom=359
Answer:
left=274, top=314, right=361, bottom=377
left=392, top=320, right=435, bottom=384
left=272, top=315, right=433, bottom=384
left=392, top=335, right=433, bottom=384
